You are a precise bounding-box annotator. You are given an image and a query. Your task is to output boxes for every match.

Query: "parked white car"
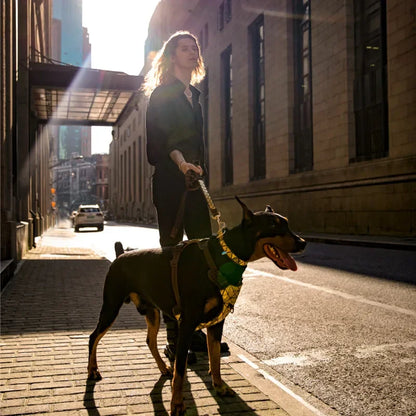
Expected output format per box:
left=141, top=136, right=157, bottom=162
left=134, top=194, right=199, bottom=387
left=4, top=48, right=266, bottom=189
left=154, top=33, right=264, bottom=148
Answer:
left=74, top=204, right=104, bottom=232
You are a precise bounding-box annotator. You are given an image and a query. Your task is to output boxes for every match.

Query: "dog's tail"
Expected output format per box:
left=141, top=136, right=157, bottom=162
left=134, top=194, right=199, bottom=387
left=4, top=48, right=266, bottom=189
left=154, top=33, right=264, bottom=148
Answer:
left=114, top=241, right=125, bottom=258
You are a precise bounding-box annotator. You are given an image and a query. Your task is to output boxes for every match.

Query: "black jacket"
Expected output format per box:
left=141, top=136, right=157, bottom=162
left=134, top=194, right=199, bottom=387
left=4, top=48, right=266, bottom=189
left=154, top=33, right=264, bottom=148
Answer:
left=146, top=78, right=205, bottom=179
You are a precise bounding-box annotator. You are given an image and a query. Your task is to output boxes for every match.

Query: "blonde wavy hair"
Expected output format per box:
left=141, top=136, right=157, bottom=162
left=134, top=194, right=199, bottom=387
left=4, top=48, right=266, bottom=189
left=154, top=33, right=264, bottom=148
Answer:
left=142, top=31, right=205, bottom=97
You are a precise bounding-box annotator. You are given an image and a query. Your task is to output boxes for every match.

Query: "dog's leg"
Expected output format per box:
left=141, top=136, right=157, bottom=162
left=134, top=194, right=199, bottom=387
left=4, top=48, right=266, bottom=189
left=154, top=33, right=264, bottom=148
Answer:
left=145, top=308, right=172, bottom=376
left=170, top=321, right=194, bottom=416
left=207, top=321, right=235, bottom=397
left=88, top=301, right=122, bottom=380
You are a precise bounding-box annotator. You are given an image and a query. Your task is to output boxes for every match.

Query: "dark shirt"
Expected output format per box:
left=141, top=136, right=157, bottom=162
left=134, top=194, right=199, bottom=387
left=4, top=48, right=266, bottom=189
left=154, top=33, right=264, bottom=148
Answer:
left=146, top=78, right=205, bottom=180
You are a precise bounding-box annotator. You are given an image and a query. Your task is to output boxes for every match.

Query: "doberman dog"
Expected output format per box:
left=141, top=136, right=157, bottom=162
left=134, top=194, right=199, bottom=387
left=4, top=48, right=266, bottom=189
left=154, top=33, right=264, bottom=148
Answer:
left=87, top=197, right=306, bottom=416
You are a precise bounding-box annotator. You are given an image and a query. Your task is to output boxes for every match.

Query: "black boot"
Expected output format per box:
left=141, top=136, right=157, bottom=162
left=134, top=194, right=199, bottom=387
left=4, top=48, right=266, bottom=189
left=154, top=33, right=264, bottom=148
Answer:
left=190, top=329, right=230, bottom=354
left=163, top=314, right=196, bottom=364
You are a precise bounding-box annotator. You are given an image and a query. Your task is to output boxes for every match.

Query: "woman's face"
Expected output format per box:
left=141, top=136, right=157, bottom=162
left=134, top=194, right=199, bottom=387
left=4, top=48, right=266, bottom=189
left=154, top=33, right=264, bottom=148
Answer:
left=172, top=37, right=199, bottom=71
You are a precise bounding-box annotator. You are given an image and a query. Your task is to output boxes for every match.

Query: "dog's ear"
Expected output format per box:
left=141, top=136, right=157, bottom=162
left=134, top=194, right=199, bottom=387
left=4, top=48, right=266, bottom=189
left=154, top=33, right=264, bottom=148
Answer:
left=265, top=205, right=275, bottom=213
left=235, top=196, right=254, bottom=223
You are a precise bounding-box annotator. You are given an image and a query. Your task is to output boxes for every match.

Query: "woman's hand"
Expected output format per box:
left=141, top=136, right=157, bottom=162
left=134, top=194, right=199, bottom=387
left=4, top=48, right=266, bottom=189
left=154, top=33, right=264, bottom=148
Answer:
left=170, top=150, right=203, bottom=176
left=179, top=161, right=203, bottom=176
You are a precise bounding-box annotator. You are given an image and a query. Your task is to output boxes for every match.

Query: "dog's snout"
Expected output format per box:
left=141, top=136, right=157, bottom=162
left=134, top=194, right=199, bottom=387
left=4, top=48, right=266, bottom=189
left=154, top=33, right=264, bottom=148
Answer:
left=297, top=237, right=307, bottom=251
left=292, top=236, right=306, bottom=253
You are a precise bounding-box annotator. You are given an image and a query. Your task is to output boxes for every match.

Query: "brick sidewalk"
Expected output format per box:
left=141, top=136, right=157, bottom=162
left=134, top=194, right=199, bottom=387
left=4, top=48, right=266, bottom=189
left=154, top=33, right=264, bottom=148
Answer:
left=1, top=245, right=288, bottom=415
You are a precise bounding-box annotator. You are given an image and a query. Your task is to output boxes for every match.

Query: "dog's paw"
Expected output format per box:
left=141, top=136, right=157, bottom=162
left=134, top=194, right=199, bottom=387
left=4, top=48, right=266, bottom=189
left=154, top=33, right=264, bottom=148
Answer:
left=214, top=381, right=236, bottom=397
left=87, top=369, right=102, bottom=381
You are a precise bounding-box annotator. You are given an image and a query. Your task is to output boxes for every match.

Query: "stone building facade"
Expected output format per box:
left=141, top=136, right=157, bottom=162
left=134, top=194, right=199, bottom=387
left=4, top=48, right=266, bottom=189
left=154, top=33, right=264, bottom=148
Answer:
left=94, top=154, right=109, bottom=211
left=109, top=95, right=156, bottom=223
left=1, top=0, right=55, bottom=283
left=113, top=0, right=415, bottom=237
left=52, top=154, right=108, bottom=215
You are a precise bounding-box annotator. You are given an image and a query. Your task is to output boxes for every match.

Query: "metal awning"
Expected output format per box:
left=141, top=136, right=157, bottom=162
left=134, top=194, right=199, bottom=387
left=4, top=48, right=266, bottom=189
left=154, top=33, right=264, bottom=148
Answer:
left=30, top=62, right=143, bottom=126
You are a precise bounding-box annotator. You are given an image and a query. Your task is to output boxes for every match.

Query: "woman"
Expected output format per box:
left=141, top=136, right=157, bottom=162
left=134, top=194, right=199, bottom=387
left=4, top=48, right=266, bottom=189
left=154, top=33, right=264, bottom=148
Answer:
left=144, top=31, right=211, bottom=248
left=143, top=31, right=216, bottom=363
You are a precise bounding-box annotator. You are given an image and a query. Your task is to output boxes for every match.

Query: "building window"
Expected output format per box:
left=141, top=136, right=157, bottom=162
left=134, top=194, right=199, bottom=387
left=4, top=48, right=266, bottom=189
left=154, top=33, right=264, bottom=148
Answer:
left=218, top=2, right=224, bottom=31
left=250, top=15, right=266, bottom=180
left=124, top=150, right=127, bottom=203
left=221, top=46, right=233, bottom=186
left=128, top=146, right=131, bottom=201
left=202, top=70, right=209, bottom=186
left=138, top=136, right=143, bottom=202
left=353, top=0, right=388, bottom=162
left=120, top=154, right=124, bottom=200
left=292, top=0, right=313, bottom=173
left=225, top=0, right=232, bottom=23
left=133, top=141, right=136, bottom=200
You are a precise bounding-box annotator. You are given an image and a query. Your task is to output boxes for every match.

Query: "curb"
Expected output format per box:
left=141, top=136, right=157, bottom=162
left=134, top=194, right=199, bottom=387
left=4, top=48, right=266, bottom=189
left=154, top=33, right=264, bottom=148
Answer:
left=300, top=234, right=416, bottom=251
left=222, top=339, right=340, bottom=416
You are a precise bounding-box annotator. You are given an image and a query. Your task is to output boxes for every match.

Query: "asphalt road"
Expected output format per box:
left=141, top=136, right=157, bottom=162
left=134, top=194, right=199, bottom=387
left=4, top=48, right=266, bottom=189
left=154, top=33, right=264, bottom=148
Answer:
left=54, top=220, right=416, bottom=416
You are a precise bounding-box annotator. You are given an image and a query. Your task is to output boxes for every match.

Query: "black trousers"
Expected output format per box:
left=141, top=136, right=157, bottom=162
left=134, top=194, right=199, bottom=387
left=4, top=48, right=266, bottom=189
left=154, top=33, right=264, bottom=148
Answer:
left=152, top=172, right=212, bottom=247
left=152, top=171, right=212, bottom=348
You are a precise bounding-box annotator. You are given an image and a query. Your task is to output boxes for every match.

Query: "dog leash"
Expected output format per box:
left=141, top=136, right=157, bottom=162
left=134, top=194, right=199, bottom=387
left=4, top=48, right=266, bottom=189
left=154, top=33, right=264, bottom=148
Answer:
left=169, top=178, right=247, bottom=320
left=198, top=179, right=248, bottom=267
left=169, top=171, right=247, bottom=266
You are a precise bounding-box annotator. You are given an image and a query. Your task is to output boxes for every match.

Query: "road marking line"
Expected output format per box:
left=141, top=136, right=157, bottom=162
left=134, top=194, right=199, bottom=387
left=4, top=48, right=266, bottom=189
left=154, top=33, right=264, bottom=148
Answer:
left=247, top=267, right=416, bottom=318
left=238, top=353, right=259, bottom=369
left=238, top=354, right=327, bottom=416
left=353, top=340, right=416, bottom=358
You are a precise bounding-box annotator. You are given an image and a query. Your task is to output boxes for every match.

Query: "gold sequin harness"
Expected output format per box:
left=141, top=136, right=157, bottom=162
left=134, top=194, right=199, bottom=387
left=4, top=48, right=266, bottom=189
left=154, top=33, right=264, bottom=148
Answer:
left=170, top=239, right=245, bottom=328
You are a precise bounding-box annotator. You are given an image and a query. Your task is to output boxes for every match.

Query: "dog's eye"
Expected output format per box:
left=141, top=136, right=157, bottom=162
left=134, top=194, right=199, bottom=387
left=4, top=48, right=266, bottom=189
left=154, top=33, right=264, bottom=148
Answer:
left=273, top=219, right=289, bottom=234
left=271, top=220, right=281, bottom=229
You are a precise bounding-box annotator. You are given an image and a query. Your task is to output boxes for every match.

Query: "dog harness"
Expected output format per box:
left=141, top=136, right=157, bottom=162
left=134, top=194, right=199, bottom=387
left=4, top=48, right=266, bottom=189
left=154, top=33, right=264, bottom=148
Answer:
left=170, top=239, right=246, bottom=328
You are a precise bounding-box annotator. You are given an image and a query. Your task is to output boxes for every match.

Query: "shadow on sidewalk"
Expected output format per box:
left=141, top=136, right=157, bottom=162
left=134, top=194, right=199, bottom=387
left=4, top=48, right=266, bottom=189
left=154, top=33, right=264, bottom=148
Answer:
left=83, top=380, right=101, bottom=416
left=1, top=259, right=147, bottom=335
left=3, top=256, right=268, bottom=416
left=83, top=366, right=262, bottom=416
left=149, top=374, right=171, bottom=415
left=187, top=357, right=262, bottom=415
left=81, top=355, right=261, bottom=415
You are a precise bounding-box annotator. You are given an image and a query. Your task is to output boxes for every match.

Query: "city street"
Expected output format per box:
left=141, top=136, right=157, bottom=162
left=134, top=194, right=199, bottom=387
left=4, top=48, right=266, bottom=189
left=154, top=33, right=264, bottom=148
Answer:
left=3, top=2, right=415, bottom=415
left=44, top=220, right=416, bottom=416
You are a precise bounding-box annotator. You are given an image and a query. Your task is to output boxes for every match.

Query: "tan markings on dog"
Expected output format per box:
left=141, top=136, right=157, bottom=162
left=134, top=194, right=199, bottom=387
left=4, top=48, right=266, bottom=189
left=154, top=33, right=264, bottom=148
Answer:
left=250, top=240, right=266, bottom=261
left=145, top=308, right=172, bottom=376
left=250, top=233, right=300, bottom=262
left=171, top=368, right=186, bottom=415
left=204, top=297, right=219, bottom=314
left=207, top=326, right=236, bottom=397
left=129, top=292, right=140, bottom=308
left=279, top=234, right=299, bottom=251
left=88, top=325, right=112, bottom=379
left=249, top=236, right=283, bottom=261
